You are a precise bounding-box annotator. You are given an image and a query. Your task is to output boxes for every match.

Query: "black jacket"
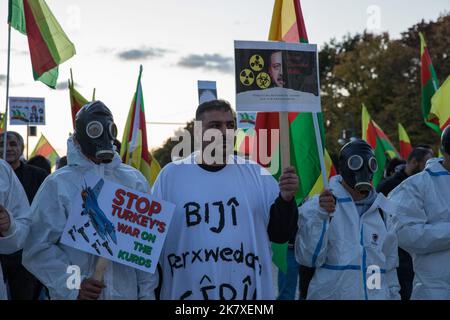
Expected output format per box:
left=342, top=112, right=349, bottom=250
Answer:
left=14, top=161, right=48, bottom=205
left=376, top=169, right=409, bottom=196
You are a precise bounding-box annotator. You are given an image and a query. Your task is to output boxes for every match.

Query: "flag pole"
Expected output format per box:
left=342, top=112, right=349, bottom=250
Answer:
left=2, top=24, right=12, bottom=160
left=312, top=112, right=329, bottom=189
left=26, top=123, right=29, bottom=160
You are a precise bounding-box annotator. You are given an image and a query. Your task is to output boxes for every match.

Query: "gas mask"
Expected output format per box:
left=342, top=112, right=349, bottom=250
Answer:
left=74, top=101, right=118, bottom=163
left=441, top=125, right=450, bottom=156
left=338, top=139, right=378, bottom=194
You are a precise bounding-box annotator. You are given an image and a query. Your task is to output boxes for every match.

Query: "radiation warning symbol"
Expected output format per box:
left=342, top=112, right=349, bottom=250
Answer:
left=249, top=54, right=264, bottom=71
left=240, top=69, right=255, bottom=86
left=256, top=72, right=271, bottom=89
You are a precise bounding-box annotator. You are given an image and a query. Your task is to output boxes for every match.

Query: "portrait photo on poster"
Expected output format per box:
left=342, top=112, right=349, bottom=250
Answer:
left=234, top=40, right=321, bottom=113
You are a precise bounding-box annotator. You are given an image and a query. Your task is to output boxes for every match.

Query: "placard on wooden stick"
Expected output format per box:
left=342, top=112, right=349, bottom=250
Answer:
left=60, top=174, right=175, bottom=274
left=234, top=40, right=323, bottom=172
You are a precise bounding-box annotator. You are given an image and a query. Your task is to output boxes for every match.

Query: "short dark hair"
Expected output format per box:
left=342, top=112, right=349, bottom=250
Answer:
left=407, top=146, right=433, bottom=162
left=385, top=157, right=406, bottom=177
left=195, top=99, right=235, bottom=120
left=28, top=155, right=51, bottom=174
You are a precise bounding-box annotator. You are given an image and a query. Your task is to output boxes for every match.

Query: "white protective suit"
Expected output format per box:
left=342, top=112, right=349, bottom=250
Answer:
left=296, top=175, right=400, bottom=300
left=389, top=158, right=450, bottom=299
left=0, top=159, right=31, bottom=300
left=22, top=137, right=158, bottom=300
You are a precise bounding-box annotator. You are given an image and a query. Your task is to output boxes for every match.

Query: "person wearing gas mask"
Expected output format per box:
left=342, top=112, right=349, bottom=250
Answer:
left=388, top=126, right=450, bottom=300
left=23, top=101, right=158, bottom=300
left=295, top=139, right=400, bottom=300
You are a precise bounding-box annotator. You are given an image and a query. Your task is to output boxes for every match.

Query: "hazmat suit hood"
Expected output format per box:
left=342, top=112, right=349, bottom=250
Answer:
left=66, top=135, right=122, bottom=173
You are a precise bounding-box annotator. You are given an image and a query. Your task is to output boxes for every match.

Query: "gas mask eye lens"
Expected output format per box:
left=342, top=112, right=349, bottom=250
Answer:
left=348, top=155, right=363, bottom=171
left=109, top=122, right=118, bottom=139
left=369, top=157, right=378, bottom=173
left=86, top=121, right=104, bottom=139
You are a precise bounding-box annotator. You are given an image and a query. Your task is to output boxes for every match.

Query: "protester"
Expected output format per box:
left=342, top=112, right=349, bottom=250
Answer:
left=296, top=139, right=400, bottom=300
left=0, top=131, right=48, bottom=300
left=0, top=132, right=48, bottom=204
left=152, top=99, right=299, bottom=300
left=377, top=146, right=433, bottom=300
left=28, top=155, right=51, bottom=175
left=389, top=126, right=450, bottom=299
left=23, top=101, right=158, bottom=300
left=383, top=157, right=406, bottom=178
left=0, top=159, right=31, bottom=300
left=378, top=146, right=433, bottom=196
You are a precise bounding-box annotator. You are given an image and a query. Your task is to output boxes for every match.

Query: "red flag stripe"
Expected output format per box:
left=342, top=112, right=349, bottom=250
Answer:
left=421, top=48, right=433, bottom=86
left=23, top=0, right=57, bottom=76
left=293, top=0, right=308, bottom=42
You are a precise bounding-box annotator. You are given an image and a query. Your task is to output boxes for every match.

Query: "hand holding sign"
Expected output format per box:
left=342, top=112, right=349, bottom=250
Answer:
left=77, top=278, right=106, bottom=300
left=279, top=167, right=299, bottom=202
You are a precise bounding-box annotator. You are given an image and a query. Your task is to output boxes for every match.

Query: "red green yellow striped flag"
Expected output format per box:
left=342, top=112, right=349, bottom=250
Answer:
left=398, top=123, right=412, bottom=160
left=254, top=0, right=336, bottom=273
left=419, top=32, right=440, bottom=134
left=362, top=104, right=399, bottom=187
left=31, top=134, right=59, bottom=167
left=120, top=66, right=161, bottom=187
left=430, top=76, right=450, bottom=132
left=8, top=0, right=76, bottom=88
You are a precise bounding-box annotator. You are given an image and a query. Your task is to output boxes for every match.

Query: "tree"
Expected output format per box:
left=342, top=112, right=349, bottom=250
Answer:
left=153, top=120, right=195, bottom=168
left=320, top=14, right=449, bottom=158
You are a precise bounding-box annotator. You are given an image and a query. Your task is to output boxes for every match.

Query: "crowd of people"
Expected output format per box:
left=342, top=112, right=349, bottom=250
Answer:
left=0, top=99, right=449, bottom=300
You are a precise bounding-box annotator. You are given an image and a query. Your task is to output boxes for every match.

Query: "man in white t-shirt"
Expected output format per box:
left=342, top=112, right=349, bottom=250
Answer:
left=152, top=99, right=299, bottom=300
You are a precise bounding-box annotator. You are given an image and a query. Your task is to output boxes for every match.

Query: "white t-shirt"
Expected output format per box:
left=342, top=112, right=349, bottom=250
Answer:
left=152, top=153, right=279, bottom=300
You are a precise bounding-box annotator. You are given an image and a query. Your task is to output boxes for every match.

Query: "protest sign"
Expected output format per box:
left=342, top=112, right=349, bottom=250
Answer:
left=60, top=174, right=175, bottom=274
left=198, top=80, right=217, bottom=104
left=9, top=97, right=46, bottom=125
left=234, top=40, right=320, bottom=113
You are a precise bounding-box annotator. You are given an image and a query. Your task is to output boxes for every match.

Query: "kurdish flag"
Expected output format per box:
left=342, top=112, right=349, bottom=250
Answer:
left=255, top=0, right=336, bottom=273
left=398, top=123, right=412, bottom=160
left=31, top=134, right=59, bottom=167
left=362, top=105, right=399, bottom=187
left=430, top=76, right=450, bottom=131
left=120, top=66, right=161, bottom=187
left=8, top=0, right=76, bottom=88
left=68, top=72, right=89, bottom=130
left=419, top=32, right=440, bottom=134
left=255, top=0, right=335, bottom=201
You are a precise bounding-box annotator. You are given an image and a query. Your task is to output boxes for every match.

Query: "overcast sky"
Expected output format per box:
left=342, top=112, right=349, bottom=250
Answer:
left=0, top=0, right=448, bottom=156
